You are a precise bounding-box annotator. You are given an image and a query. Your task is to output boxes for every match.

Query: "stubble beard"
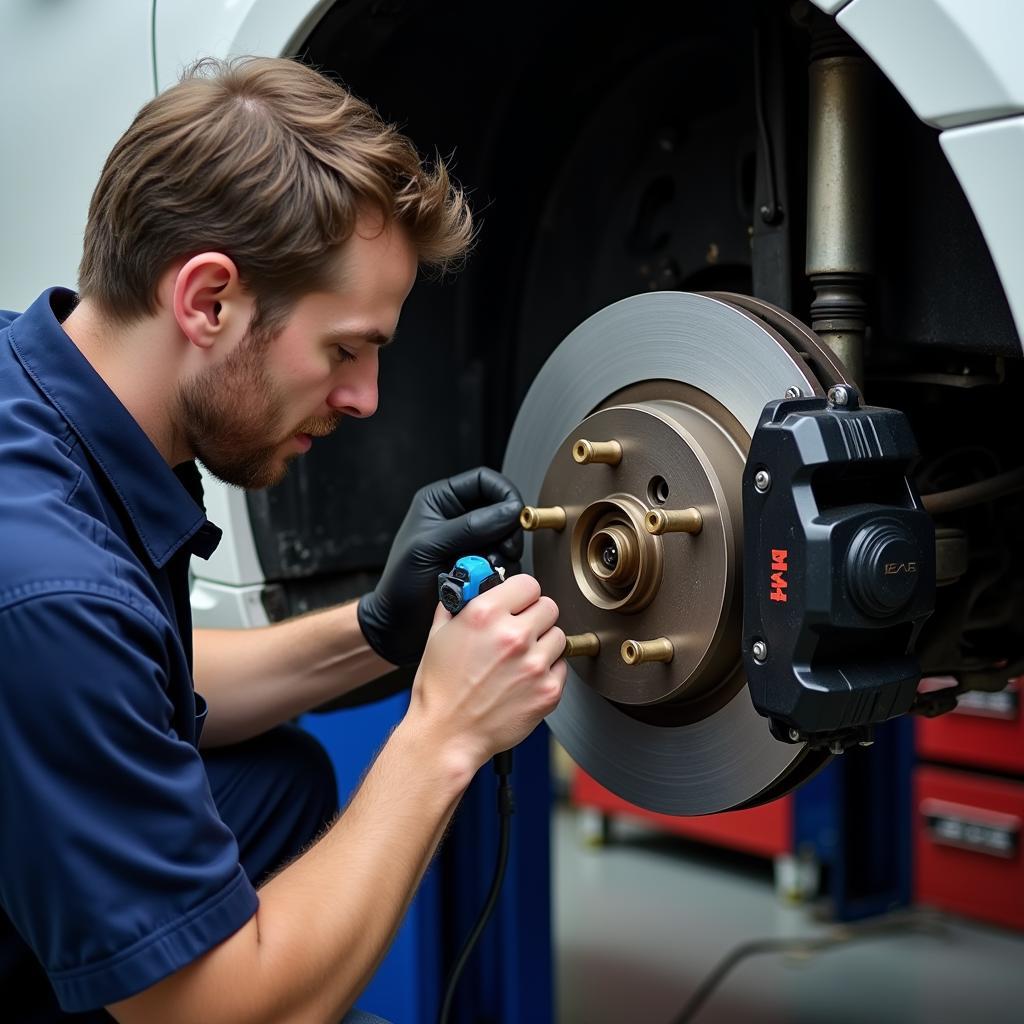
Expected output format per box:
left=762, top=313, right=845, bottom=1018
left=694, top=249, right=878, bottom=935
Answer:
left=177, top=332, right=294, bottom=490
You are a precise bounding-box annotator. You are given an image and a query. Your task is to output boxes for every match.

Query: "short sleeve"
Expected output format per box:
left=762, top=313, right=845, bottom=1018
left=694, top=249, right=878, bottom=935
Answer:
left=0, top=588, right=258, bottom=1012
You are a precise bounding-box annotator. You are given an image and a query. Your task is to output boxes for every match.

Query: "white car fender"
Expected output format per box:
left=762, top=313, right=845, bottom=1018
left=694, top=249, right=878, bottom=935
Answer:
left=154, top=0, right=335, bottom=90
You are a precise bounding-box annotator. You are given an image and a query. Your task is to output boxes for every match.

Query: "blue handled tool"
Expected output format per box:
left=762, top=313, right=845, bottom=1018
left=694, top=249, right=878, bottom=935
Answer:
left=437, top=555, right=506, bottom=615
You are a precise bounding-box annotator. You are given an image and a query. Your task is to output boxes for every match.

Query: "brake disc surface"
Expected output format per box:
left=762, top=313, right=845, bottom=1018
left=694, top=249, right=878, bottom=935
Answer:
left=503, top=291, right=842, bottom=814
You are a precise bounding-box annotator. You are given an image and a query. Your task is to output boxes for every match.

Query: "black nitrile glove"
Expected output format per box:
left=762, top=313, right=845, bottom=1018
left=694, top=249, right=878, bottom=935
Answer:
left=357, top=467, right=524, bottom=666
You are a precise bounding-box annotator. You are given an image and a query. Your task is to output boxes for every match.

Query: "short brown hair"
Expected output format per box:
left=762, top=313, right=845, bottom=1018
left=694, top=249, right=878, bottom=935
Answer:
left=79, top=56, right=473, bottom=329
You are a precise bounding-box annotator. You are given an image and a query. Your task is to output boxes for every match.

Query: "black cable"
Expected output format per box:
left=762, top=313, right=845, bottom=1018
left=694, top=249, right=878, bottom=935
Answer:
left=672, top=935, right=838, bottom=1024
left=438, top=762, right=515, bottom=1024
left=669, top=911, right=946, bottom=1024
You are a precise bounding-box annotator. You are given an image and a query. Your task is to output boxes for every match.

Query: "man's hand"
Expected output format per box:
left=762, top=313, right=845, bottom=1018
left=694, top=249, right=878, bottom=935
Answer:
left=357, top=466, right=524, bottom=666
left=408, top=573, right=566, bottom=772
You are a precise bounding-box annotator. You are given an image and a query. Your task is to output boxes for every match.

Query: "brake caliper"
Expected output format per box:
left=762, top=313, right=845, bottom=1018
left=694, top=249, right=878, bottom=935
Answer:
left=742, top=386, right=935, bottom=752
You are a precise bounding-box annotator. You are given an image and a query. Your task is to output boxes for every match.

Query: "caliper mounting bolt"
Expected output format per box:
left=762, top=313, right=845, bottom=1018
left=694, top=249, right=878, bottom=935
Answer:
left=754, top=470, right=772, bottom=493
left=827, top=385, right=850, bottom=408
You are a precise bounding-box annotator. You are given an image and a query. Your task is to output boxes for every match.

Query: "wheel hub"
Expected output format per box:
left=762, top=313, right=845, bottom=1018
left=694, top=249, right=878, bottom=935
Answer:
left=535, top=393, right=745, bottom=707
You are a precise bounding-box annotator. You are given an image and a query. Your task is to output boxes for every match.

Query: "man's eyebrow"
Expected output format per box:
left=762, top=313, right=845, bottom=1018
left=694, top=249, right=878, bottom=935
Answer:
left=326, top=327, right=395, bottom=348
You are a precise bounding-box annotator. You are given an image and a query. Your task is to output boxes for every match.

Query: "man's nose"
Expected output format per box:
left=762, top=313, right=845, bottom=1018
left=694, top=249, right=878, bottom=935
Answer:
left=326, top=356, right=379, bottom=419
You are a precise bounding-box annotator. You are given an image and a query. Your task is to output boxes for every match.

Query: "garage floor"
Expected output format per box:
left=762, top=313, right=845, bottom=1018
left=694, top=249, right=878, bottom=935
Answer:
left=553, top=806, right=1024, bottom=1024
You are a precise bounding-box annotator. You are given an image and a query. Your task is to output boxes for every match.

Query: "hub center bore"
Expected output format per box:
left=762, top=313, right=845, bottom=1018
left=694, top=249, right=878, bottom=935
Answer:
left=599, top=540, right=618, bottom=571
left=573, top=495, right=661, bottom=612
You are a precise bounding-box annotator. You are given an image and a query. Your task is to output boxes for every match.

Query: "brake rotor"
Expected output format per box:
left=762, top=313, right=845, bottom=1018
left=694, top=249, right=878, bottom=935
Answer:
left=503, top=290, right=849, bottom=814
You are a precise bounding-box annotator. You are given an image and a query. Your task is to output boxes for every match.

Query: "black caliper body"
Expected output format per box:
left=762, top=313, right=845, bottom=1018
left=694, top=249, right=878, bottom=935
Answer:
left=742, top=388, right=935, bottom=750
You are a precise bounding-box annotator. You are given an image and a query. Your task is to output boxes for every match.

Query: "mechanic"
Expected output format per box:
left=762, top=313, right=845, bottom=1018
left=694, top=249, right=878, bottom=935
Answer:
left=0, top=56, right=566, bottom=1023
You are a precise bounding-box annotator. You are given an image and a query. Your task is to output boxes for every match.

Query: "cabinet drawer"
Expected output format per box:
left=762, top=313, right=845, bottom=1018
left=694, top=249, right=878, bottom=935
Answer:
left=917, top=678, right=1024, bottom=775
left=915, top=766, right=1024, bottom=931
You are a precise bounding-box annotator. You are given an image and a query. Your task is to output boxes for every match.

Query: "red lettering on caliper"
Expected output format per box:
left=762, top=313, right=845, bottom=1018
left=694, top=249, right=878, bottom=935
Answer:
left=770, top=549, right=788, bottom=603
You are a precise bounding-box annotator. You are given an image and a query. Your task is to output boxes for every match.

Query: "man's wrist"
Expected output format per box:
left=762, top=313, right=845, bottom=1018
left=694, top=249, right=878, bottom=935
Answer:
left=390, top=712, right=479, bottom=799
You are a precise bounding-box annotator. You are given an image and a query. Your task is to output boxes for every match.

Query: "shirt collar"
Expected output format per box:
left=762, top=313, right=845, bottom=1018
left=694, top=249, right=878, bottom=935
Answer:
left=8, top=288, right=222, bottom=568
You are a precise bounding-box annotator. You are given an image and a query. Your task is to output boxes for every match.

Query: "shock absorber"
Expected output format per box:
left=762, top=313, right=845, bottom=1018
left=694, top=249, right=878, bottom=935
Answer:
left=805, top=17, right=875, bottom=388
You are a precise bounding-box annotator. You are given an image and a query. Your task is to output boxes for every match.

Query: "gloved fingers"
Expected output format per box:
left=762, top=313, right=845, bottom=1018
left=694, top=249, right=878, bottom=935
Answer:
left=497, top=530, right=523, bottom=563
left=449, top=499, right=522, bottom=549
left=486, top=551, right=522, bottom=578
left=420, top=477, right=466, bottom=520
left=446, top=466, right=523, bottom=512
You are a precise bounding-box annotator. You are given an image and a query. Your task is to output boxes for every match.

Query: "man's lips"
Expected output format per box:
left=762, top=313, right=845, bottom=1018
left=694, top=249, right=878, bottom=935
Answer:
left=289, top=417, right=342, bottom=452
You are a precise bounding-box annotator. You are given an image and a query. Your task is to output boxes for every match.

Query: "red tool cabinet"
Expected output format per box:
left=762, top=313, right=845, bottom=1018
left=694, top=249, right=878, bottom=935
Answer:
left=915, top=676, right=1023, bottom=930
left=917, top=678, right=1023, bottom=775
left=914, top=765, right=1024, bottom=931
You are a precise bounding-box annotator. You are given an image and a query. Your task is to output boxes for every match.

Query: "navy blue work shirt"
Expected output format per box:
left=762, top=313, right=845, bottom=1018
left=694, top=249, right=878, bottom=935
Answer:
left=0, top=289, right=259, bottom=1017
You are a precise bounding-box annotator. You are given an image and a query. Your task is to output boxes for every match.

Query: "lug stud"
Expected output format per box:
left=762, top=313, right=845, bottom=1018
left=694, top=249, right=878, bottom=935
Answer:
left=645, top=507, right=703, bottom=535
left=563, top=633, right=600, bottom=658
left=520, top=506, right=567, bottom=531
left=573, top=439, right=623, bottom=466
left=620, top=637, right=674, bottom=665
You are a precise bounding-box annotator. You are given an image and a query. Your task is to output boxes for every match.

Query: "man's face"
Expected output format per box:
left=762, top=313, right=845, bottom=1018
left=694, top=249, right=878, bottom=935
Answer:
left=178, top=216, right=418, bottom=488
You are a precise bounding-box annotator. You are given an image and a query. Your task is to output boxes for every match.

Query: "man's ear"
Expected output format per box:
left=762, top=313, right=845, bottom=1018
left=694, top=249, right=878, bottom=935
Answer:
left=171, top=253, right=253, bottom=351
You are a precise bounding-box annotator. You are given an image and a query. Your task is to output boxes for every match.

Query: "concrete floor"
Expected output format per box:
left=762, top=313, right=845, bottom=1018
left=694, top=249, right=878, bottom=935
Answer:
left=553, top=806, right=1024, bottom=1024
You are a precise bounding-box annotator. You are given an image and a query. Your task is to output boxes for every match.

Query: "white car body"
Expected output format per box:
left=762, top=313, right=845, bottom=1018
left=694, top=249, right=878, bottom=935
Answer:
left=2, top=0, right=1022, bottom=626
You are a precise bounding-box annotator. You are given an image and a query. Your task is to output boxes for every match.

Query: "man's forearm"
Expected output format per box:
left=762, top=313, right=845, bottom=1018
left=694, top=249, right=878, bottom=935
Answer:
left=109, top=717, right=474, bottom=1024
left=193, top=600, right=394, bottom=747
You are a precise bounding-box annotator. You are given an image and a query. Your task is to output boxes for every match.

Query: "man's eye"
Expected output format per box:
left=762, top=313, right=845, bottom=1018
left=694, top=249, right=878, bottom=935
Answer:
left=334, top=345, right=356, bottom=364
